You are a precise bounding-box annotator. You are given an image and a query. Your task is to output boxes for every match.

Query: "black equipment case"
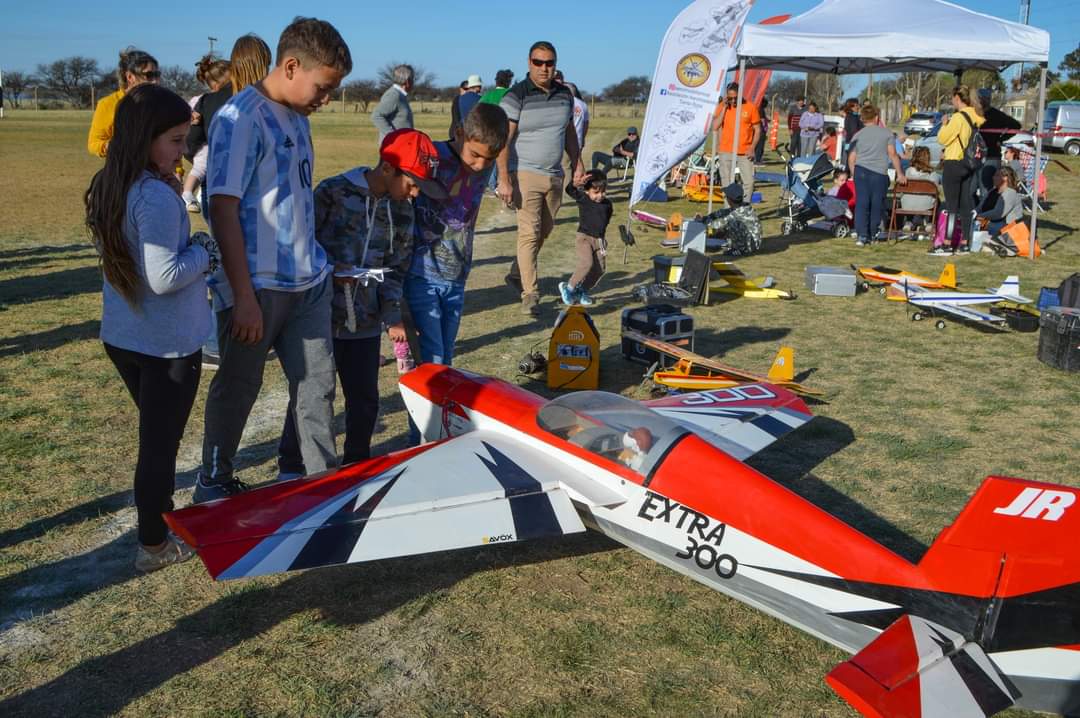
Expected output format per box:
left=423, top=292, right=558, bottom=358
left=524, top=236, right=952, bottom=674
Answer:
left=1038, top=306, right=1080, bottom=372
left=621, top=304, right=694, bottom=367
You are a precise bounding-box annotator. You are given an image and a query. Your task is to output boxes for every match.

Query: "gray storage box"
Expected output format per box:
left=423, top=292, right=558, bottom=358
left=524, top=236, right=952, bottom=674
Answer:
left=804, top=265, right=857, bottom=297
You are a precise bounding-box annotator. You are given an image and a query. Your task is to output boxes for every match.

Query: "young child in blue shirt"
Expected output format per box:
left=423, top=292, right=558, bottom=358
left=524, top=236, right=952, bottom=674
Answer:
left=405, top=102, right=509, bottom=443
left=195, top=17, right=352, bottom=502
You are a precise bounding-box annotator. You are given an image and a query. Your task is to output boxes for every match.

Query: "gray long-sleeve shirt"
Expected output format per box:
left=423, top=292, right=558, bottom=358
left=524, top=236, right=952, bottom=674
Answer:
left=100, top=172, right=211, bottom=357
left=980, top=186, right=1023, bottom=225
left=371, top=85, right=413, bottom=140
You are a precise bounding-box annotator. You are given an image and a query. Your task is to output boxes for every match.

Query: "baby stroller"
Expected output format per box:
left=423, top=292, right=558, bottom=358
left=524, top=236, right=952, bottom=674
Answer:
left=778, top=152, right=850, bottom=238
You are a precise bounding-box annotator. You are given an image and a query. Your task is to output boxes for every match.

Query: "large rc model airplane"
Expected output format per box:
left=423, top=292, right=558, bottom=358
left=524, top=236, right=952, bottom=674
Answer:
left=166, top=365, right=1079, bottom=717
left=892, top=275, right=1031, bottom=330
left=853, top=263, right=957, bottom=297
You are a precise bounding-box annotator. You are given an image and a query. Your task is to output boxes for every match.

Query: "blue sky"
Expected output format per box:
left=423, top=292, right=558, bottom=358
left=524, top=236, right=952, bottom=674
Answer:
left=3, top=0, right=1076, bottom=93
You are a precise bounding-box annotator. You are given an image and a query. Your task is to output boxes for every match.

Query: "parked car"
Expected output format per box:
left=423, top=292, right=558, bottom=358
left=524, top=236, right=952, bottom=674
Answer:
left=1043, top=101, right=1080, bottom=156
left=913, top=121, right=944, bottom=165
left=904, top=112, right=943, bottom=136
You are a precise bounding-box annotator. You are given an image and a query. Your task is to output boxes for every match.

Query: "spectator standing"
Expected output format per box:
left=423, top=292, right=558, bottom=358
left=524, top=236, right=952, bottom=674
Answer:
left=847, top=103, right=906, bottom=247
left=753, top=98, right=769, bottom=164
left=450, top=74, right=483, bottom=138
left=937, top=85, right=985, bottom=253
left=841, top=98, right=863, bottom=166
left=194, top=17, right=352, bottom=501
left=480, top=69, right=514, bottom=106
left=565, top=82, right=589, bottom=154
left=88, top=48, right=161, bottom=157
left=405, top=104, right=509, bottom=443
left=712, top=82, right=761, bottom=198
left=372, top=64, right=414, bottom=140
left=181, top=55, right=230, bottom=213
left=785, top=96, right=804, bottom=156
left=798, top=101, right=824, bottom=157
left=497, top=41, right=585, bottom=318
left=976, top=88, right=1021, bottom=197
left=278, top=129, right=439, bottom=473
left=85, top=84, right=218, bottom=570
left=558, top=170, right=612, bottom=307
left=591, top=127, right=638, bottom=176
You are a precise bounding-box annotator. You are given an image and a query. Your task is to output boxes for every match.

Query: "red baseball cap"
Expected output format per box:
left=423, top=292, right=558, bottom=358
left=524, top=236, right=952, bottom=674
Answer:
left=379, top=129, right=447, bottom=199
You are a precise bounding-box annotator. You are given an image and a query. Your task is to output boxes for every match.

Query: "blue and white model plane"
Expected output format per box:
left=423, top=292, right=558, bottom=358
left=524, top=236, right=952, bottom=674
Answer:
left=891, top=275, right=1031, bottom=330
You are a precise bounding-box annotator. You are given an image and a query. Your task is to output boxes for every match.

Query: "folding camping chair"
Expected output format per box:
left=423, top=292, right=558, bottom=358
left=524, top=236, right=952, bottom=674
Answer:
left=680, top=149, right=716, bottom=188
left=887, top=179, right=939, bottom=239
left=1017, top=151, right=1049, bottom=212
left=620, top=156, right=636, bottom=182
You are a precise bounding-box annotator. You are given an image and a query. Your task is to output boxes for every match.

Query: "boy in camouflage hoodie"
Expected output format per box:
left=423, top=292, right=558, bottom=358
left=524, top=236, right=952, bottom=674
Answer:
left=699, top=183, right=763, bottom=257
left=279, top=129, right=446, bottom=472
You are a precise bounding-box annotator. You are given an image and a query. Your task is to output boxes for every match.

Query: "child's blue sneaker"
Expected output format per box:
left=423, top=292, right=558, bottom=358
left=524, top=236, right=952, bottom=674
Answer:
left=578, top=290, right=595, bottom=307
left=558, top=281, right=577, bottom=306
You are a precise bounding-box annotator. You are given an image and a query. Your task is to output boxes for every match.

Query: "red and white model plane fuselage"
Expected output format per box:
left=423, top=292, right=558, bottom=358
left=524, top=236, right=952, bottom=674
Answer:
left=167, top=365, right=1080, bottom=717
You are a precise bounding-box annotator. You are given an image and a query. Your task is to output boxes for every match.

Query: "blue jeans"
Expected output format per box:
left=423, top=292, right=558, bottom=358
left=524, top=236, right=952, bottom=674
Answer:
left=403, top=275, right=465, bottom=445
left=853, top=165, right=889, bottom=241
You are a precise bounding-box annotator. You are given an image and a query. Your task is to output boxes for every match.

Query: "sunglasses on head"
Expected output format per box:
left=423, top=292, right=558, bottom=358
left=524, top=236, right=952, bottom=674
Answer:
left=530, top=58, right=556, bottom=68
left=138, top=69, right=162, bottom=79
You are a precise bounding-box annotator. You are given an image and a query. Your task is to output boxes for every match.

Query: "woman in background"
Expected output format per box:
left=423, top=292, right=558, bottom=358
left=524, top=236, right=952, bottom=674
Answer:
left=181, top=55, right=230, bottom=213
left=87, top=47, right=160, bottom=157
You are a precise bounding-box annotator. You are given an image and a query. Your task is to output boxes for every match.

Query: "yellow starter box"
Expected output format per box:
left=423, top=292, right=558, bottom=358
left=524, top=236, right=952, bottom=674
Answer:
left=547, top=306, right=600, bottom=390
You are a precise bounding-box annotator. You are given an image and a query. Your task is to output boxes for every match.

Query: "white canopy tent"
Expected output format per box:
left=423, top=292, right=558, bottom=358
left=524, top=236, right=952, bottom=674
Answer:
left=725, top=0, right=1051, bottom=257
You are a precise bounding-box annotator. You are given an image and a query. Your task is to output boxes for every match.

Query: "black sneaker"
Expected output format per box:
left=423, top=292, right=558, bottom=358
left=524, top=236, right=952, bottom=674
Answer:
left=192, top=476, right=249, bottom=504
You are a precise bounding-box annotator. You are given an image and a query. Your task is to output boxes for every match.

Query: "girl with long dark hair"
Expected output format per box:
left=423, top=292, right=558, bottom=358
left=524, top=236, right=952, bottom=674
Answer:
left=86, top=84, right=220, bottom=571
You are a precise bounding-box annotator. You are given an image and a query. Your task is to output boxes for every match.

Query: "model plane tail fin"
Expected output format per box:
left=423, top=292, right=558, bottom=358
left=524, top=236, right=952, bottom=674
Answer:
left=938, top=263, right=957, bottom=288
left=827, top=614, right=1018, bottom=717
left=990, top=276, right=1029, bottom=303
left=766, top=347, right=794, bottom=383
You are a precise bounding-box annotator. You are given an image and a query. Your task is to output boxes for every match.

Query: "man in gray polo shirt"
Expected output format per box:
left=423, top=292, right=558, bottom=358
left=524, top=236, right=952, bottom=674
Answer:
left=497, top=41, right=585, bottom=317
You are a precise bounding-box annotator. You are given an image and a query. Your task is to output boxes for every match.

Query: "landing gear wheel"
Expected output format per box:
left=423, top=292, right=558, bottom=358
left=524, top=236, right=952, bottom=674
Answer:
left=858, top=281, right=870, bottom=292
left=935, top=319, right=947, bottom=330
left=833, top=223, right=850, bottom=239
left=879, top=286, right=888, bottom=297
left=912, top=311, right=924, bottom=322
left=781, top=220, right=794, bottom=236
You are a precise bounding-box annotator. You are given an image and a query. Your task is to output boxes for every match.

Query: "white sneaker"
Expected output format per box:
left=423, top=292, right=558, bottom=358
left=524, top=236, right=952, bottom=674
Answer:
left=135, top=534, right=195, bottom=573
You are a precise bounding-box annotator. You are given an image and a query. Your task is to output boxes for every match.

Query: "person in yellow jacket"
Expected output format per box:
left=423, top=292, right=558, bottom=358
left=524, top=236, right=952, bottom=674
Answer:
left=87, top=48, right=160, bottom=157
left=936, top=85, right=985, bottom=253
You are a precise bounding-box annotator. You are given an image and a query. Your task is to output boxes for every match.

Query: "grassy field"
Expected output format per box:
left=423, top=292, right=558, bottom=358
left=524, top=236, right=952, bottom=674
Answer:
left=1, top=108, right=1078, bottom=717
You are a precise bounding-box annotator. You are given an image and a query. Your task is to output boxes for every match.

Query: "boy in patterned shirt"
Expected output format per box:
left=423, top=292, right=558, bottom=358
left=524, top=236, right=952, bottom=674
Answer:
left=195, top=18, right=351, bottom=502
left=405, top=102, right=509, bottom=443
left=277, top=129, right=443, bottom=473
left=699, top=183, right=763, bottom=257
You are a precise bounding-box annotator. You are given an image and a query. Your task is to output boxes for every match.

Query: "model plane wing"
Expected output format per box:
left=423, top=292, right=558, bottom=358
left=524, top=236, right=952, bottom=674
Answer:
left=165, top=432, right=588, bottom=580
left=642, top=383, right=813, bottom=460
left=914, top=301, right=1006, bottom=324
left=827, top=614, right=1018, bottom=718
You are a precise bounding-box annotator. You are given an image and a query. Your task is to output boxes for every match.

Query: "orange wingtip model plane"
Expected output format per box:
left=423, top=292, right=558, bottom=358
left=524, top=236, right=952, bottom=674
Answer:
left=625, top=331, right=823, bottom=397
left=853, top=263, right=956, bottom=299
left=166, top=364, right=1080, bottom=717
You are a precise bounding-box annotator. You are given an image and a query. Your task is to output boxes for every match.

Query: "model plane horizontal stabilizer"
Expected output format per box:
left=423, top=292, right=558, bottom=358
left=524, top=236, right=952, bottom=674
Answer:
left=165, top=434, right=586, bottom=579
left=827, top=614, right=1018, bottom=718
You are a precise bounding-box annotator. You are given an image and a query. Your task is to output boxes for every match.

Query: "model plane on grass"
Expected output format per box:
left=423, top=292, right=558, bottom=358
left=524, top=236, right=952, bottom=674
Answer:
left=853, top=263, right=956, bottom=298
left=710, top=262, right=796, bottom=300
left=891, top=275, right=1031, bottom=330
left=623, top=332, right=822, bottom=398
left=166, top=364, right=1080, bottom=717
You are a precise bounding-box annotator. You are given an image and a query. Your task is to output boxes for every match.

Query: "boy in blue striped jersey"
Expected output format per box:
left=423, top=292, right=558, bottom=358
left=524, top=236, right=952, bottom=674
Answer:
left=194, top=17, right=352, bottom=502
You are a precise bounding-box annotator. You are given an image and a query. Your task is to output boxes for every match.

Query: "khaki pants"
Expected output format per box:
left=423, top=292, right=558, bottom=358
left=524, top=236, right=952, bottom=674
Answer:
left=569, top=232, right=606, bottom=292
left=717, top=152, right=755, bottom=199
left=508, top=170, right=563, bottom=298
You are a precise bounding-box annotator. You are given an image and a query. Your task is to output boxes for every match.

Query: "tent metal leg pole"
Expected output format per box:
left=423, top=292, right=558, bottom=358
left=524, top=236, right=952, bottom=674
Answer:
left=1029, top=65, right=1047, bottom=260
left=731, top=59, right=746, bottom=186
left=707, top=129, right=717, bottom=215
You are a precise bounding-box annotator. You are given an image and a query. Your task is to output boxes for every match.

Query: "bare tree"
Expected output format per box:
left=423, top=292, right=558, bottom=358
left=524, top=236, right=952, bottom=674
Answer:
left=765, top=77, right=804, bottom=110
left=35, top=57, right=100, bottom=107
left=375, top=62, right=438, bottom=96
left=160, top=65, right=201, bottom=98
left=600, top=76, right=651, bottom=104
left=340, top=79, right=380, bottom=112
left=3, top=71, right=32, bottom=108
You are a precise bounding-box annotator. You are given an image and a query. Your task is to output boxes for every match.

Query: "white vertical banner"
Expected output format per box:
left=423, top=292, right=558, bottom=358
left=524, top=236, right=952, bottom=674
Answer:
left=630, top=0, right=753, bottom=208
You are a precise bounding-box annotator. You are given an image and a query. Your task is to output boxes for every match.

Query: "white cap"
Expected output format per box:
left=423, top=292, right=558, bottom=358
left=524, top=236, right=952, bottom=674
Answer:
left=466, top=74, right=482, bottom=88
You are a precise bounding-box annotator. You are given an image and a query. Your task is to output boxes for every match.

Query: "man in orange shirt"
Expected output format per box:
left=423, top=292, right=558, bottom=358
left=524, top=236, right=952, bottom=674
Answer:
left=711, top=82, right=761, bottom=198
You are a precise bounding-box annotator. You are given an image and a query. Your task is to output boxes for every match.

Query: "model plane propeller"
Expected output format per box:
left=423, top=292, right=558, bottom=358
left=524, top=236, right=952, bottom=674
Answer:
left=166, top=365, right=1080, bottom=717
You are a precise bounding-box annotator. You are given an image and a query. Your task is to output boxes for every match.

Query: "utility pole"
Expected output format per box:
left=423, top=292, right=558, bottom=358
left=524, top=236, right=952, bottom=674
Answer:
left=208, top=36, right=218, bottom=56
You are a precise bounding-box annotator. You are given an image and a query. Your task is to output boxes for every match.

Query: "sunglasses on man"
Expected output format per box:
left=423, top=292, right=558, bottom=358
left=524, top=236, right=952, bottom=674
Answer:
left=530, top=58, right=556, bottom=68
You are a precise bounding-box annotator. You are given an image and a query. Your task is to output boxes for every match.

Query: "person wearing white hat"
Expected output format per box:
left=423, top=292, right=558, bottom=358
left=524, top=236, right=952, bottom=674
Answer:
left=449, top=74, right=484, bottom=139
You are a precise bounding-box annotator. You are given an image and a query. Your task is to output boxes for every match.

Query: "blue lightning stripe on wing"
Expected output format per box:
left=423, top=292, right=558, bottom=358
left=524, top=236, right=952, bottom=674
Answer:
left=476, top=442, right=561, bottom=540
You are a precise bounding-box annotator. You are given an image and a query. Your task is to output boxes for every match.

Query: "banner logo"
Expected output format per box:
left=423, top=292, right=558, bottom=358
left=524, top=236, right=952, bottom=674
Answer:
left=676, top=53, right=711, bottom=88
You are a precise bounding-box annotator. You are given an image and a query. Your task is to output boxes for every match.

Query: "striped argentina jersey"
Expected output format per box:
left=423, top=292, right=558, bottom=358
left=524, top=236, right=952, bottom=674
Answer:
left=206, top=86, right=328, bottom=309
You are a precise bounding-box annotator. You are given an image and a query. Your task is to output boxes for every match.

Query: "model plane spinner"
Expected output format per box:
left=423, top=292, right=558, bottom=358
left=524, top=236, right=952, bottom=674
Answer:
left=166, top=365, right=1080, bottom=717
